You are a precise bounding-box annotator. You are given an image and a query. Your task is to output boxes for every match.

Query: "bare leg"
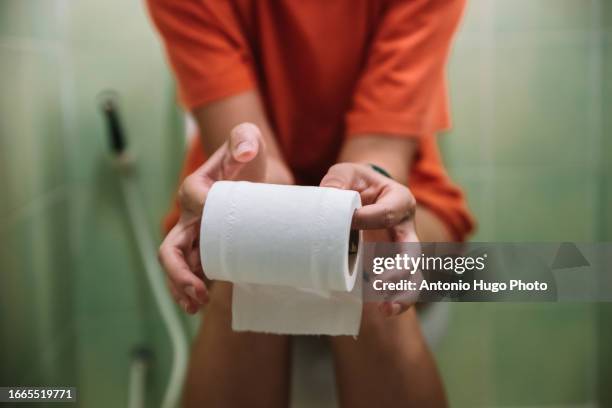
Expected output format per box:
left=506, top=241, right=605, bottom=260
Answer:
left=330, top=305, right=447, bottom=408
left=182, top=282, right=291, bottom=408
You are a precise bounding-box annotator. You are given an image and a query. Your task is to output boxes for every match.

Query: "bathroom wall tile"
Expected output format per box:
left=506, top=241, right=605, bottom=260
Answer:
left=494, top=0, right=594, bottom=32
left=444, top=168, right=495, bottom=241
left=602, top=37, right=612, bottom=240
left=65, top=0, right=161, bottom=51
left=597, top=304, right=612, bottom=406
left=604, top=37, right=612, bottom=135
left=490, top=32, right=593, bottom=169
left=0, top=219, right=40, bottom=385
left=454, top=0, right=486, bottom=38
left=439, top=298, right=599, bottom=407
left=435, top=303, right=496, bottom=408
left=61, top=3, right=184, bottom=405
left=491, top=303, right=598, bottom=406
left=67, top=44, right=181, bottom=227
left=603, top=2, right=612, bottom=29
left=444, top=46, right=488, bottom=168
left=0, top=0, right=62, bottom=41
left=0, top=46, right=67, bottom=220
left=0, top=194, right=76, bottom=386
left=0, top=0, right=182, bottom=405
left=603, top=178, right=612, bottom=241
left=72, top=182, right=168, bottom=408
left=490, top=168, right=597, bottom=241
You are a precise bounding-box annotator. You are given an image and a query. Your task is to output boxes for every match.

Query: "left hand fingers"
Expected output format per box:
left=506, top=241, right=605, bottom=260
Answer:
left=321, top=163, right=419, bottom=317
left=354, top=185, right=416, bottom=230
left=378, top=301, right=412, bottom=317
left=375, top=250, right=423, bottom=317
left=320, top=163, right=416, bottom=231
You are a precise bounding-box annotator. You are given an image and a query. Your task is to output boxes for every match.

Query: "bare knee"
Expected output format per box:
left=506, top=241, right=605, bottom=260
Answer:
left=331, top=306, right=447, bottom=408
left=205, top=282, right=233, bottom=317
left=359, top=304, right=426, bottom=355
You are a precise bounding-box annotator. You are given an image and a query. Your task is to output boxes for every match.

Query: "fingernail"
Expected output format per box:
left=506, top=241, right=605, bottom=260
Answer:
left=390, top=303, right=401, bottom=316
left=379, top=302, right=392, bottom=317
left=185, top=286, right=201, bottom=304
left=179, top=300, right=189, bottom=311
left=234, top=141, right=254, bottom=157
left=324, top=183, right=343, bottom=189
left=321, top=178, right=345, bottom=189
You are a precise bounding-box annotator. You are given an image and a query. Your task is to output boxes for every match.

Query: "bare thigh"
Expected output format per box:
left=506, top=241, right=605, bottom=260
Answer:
left=182, top=282, right=291, bottom=408
left=329, top=305, right=447, bottom=408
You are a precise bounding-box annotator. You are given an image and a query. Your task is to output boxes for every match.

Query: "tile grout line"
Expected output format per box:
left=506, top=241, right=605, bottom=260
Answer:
left=480, top=0, right=497, bottom=398
left=479, top=0, right=497, bottom=239
left=589, top=1, right=605, bottom=405
left=55, top=1, right=87, bottom=391
left=56, top=0, right=81, bottom=263
left=588, top=0, right=604, bottom=241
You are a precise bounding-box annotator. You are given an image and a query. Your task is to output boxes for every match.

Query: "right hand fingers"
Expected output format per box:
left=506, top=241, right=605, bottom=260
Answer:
left=178, top=123, right=267, bottom=218
left=167, top=278, right=198, bottom=314
left=158, top=221, right=209, bottom=313
left=164, top=123, right=265, bottom=311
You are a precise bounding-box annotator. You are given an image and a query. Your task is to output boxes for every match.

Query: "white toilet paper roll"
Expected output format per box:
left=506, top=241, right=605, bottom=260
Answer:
left=200, top=181, right=363, bottom=335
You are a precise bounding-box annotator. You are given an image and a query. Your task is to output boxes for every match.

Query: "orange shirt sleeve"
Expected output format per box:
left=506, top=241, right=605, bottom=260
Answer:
left=146, top=0, right=255, bottom=109
left=345, top=0, right=466, bottom=138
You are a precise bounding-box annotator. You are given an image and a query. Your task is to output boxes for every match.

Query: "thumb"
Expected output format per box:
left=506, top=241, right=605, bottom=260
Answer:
left=320, top=163, right=357, bottom=189
left=221, top=123, right=265, bottom=180
left=378, top=301, right=413, bottom=317
left=229, top=123, right=262, bottom=163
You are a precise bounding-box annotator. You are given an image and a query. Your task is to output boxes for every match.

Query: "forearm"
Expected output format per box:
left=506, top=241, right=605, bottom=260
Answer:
left=338, top=135, right=452, bottom=241
left=192, top=90, right=293, bottom=184
left=338, top=135, right=414, bottom=184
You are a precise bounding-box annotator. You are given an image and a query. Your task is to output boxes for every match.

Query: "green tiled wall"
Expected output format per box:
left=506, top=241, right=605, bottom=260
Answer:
left=437, top=1, right=611, bottom=407
left=0, top=0, right=184, bottom=407
left=597, top=6, right=612, bottom=407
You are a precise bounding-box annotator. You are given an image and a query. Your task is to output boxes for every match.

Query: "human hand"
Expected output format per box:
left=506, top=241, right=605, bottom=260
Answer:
left=158, top=123, right=277, bottom=313
left=320, top=163, right=421, bottom=317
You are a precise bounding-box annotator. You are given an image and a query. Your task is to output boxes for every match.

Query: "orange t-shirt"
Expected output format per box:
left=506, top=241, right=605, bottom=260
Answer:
left=148, top=0, right=474, bottom=240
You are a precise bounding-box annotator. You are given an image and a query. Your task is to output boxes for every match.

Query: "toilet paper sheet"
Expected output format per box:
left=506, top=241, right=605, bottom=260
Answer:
left=200, top=181, right=363, bottom=335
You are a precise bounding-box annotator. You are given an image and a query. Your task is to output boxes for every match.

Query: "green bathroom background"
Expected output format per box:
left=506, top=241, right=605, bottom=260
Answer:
left=0, top=0, right=610, bottom=407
